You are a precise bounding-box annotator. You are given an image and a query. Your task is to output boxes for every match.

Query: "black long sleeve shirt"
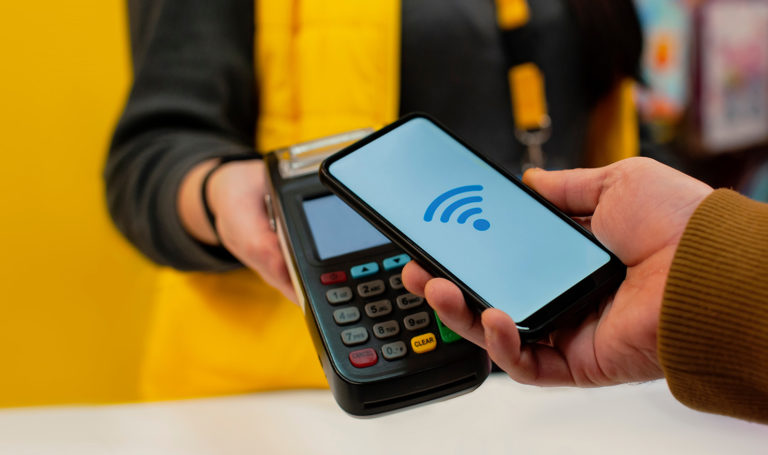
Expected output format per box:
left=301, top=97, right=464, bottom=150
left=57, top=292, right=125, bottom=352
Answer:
left=106, top=0, right=589, bottom=271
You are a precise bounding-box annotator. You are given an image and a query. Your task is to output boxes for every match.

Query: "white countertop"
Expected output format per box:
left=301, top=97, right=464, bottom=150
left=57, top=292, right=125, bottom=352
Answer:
left=0, top=375, right=764, bottom=454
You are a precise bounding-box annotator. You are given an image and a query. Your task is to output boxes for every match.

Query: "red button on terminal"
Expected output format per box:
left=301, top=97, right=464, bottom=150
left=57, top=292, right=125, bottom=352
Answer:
left=320, top=271, right=347, bottom=285
left=349, top=348, right=378, bottom=368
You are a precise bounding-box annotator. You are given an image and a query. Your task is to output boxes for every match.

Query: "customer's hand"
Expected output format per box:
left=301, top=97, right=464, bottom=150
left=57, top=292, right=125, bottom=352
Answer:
left=402, top=157, right=713, bottom=386
left=179, top=159, right=296, bottom=302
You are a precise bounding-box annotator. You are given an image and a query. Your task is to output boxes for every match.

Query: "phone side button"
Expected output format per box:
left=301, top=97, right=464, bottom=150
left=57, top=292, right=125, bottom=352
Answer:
left=349, top=348, right=378, bottom=368
left=264, top=194, right=276, bottom=232
left=410, top=333, right=437, bottom=354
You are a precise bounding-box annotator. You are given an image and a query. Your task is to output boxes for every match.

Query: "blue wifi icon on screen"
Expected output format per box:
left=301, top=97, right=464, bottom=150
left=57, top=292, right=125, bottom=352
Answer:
left=423, top=185, right=491, bottom=231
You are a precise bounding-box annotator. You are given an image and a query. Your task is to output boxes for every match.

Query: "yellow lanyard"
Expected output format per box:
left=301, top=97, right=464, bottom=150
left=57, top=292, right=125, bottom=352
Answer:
left=496, top=0, right=550, bottom=169
left=497, top=0, right=530, bottom=29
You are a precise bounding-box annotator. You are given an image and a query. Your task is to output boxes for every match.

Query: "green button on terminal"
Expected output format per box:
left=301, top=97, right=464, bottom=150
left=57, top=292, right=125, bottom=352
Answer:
left=434, top=311, right=462, bottom=343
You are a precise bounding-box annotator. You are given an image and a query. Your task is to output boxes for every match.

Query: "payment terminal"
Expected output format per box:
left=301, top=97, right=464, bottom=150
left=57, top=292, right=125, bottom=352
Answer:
left=263, top=130, right=490, bottom=416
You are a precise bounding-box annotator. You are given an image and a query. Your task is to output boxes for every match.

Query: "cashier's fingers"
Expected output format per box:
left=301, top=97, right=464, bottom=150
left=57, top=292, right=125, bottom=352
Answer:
left=482, top=309, right=576, bottom=386
left=423, top=278, right=487, bottom=348
left=207, top=161, right=298, bottom=303
left=224, top=224, right=297, bottom=303
left=216, top=208, right=297, bottom=302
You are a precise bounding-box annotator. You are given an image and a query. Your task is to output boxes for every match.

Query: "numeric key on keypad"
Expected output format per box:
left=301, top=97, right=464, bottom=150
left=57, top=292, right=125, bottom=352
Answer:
left=381, top=341, right=407, bottom=360
left=396, top=293, right=424, bottom=310
left=341, top=327, right=368, bottom=346
left=357, top=279, right=385, bottom=298
left=389, top=274, right=403, bottom=290
left=404, top=311, right=430, bottom=331
left=326, top=287, right=353, bottom=305
left=364, top=299, right=392, bottom=318
left=333, top=307, right=360, bottom=325
left=373, top=320, right=400, bottom=339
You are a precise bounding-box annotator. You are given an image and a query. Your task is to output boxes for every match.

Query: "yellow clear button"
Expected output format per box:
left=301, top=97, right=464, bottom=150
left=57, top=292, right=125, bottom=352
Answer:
left=410, top=332, right=437, bottom=354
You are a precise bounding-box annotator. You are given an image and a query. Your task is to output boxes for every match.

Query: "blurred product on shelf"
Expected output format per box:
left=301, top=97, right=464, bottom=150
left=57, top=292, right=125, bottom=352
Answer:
left=696, top=0, right=768, bottom=153
left=634, top=0, right=768, bottom=195
left=635, top=0, right=691, bottom=134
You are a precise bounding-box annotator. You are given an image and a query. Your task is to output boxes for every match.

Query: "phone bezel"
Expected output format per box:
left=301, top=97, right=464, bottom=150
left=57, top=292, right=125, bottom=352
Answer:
left=319, top=113, right=626, bottom=340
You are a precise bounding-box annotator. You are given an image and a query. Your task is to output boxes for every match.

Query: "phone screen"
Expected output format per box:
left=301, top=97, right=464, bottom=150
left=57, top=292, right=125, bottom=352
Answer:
left=327, top=117, right=610, bottom=322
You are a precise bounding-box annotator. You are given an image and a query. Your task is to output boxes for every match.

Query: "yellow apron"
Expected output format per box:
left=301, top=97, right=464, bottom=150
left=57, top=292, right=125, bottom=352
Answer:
left=140, top=1, right=400, bottom=399
left=140, top=0, right=634, bottom=400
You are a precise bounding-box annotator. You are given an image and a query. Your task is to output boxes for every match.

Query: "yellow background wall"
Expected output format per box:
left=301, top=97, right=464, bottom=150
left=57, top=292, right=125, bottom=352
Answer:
left=0, top=2, right=154, bottom=406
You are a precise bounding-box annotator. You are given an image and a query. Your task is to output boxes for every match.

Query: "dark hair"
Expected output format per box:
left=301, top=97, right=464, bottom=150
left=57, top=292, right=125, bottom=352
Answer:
left=565, top=0, right=644, bottom=107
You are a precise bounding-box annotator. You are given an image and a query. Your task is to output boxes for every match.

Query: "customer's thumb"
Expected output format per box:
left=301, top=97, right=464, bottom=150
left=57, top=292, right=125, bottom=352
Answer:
left=522, top=166, right=610, bottom=216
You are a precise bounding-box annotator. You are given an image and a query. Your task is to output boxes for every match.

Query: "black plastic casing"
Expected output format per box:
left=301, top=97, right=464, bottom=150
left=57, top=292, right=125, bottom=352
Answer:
left=319, top=113, right=627, bottom=342
left=264, top=152, right=490, bottom=417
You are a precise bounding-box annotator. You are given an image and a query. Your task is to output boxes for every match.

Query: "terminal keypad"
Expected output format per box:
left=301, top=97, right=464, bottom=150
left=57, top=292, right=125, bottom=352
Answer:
left=320, top=253, right=461, bottom=369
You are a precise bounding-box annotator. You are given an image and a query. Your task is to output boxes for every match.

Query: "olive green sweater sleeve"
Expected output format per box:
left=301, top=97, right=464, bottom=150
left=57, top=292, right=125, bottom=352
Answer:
left=660, top=189, right=768, bottom=424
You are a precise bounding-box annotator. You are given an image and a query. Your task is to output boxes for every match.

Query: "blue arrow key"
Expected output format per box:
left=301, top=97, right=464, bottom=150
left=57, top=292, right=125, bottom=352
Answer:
left=383, top=254, right=410, bottom=271
left=350, top=262, right=379, bottom=279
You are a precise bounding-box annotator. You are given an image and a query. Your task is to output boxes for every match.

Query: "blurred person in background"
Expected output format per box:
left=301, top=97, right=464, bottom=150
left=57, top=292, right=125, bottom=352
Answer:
left=105, top=0, right=643, bottom=399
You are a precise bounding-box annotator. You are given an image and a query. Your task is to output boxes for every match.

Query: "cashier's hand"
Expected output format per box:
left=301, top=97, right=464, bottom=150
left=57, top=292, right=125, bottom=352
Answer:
left=179, top=159, right=297, bottom=302
left=402, top=157, right=713, bottom=386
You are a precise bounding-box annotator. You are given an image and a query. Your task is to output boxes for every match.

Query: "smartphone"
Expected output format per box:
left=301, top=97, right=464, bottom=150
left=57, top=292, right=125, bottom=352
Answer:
left=319, top=114, right=626, bottom=341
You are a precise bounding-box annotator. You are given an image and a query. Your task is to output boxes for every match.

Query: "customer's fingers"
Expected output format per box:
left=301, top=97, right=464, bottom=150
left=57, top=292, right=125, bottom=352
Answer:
left=407, top=261, right=581, bottom=385
left=571, top=216, right=592, bottom=232
left=423, top=278, right=486, bottom=348
left=401, top=261, right=432, bottom=297
left=482, top=309, right=576, bottom=386
left=522, top=166, right=611, bottom=216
